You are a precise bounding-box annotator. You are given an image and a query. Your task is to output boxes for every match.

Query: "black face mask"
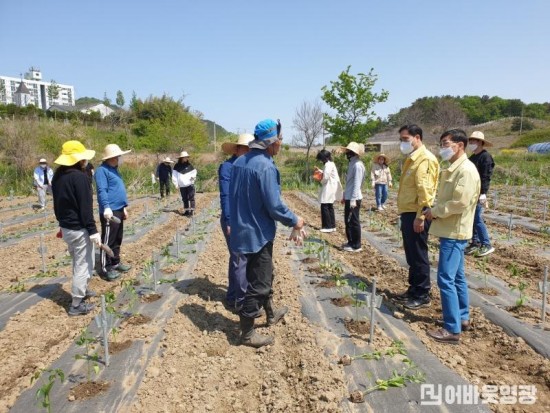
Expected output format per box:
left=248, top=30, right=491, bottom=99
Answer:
left=346, top=151, right=354, bottom=160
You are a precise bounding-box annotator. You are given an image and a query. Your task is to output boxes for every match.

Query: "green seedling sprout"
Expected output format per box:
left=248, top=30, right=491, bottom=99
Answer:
left=30, top=368, right=65, bottom=413
left=507, top=263, right=530, bottom=307
left=475, top=256, right=490, bottom=289
left=340, top=340, right=407, bottom=365
left=74, top=329, right=100, bottom=382
left=349, top=359, right=426, bottom=403
left=7, top=281, right=26, bottom=293
left=352, top=281, right=368, bottom=321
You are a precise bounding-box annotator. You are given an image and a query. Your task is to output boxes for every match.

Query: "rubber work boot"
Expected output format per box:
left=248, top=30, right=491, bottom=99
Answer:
left=264, top=297, right=288, bottom=326
left=239, top=316, right=274, bottom=348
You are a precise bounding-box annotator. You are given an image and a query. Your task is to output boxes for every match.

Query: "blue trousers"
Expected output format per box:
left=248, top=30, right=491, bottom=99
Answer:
left=471, top=204, right=491, bottom=247
left=437, top=238, right=469, bottom=334
left=220, top=218, right=248, bottom=305
left=374, top=184, right=388, bottom=207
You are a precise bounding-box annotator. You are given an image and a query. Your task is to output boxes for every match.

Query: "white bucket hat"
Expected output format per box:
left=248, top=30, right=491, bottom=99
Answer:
left=39, top=158, right=47, bottom=164
left=221, top=133, right=255, bottom=155
left=102, top=144, right=131, bottom=160
left=469, top=131, right=493, bottom=147
left=178, top=151, right=190, bottom=158
left=340, top=142, right=365, bottom=156
left=162, top=157, right=174, bottom=163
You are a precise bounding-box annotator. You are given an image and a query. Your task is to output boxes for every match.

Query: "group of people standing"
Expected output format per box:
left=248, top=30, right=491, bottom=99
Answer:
left=51, top=141, right=133, bottom=316
left=155, top=152, right=197, bottom=216
left=310, top=124, right=495, bottom=345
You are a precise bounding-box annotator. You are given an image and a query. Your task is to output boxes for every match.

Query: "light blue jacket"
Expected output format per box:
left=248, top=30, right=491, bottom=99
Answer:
left=95, top=162, right=128, bottom=213
left=343, top=156, right=365, bottom=201
left=229, top=150, right=298, bottom=254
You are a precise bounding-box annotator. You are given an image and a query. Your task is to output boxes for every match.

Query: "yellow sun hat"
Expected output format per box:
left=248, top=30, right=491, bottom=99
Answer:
left=54, top=140, right=96, bottom=166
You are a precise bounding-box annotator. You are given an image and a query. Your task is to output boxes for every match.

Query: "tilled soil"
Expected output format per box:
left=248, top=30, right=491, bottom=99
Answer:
left=0, top=193, right=214, bottom=412
left=284, top=191, right=550, bottom=413
left=123, top=220, right=347, bottom=413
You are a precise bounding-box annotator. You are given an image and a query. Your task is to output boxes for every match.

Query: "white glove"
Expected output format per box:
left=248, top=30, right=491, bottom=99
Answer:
left=289, top=227, right=307, bottom=246
left=350, top=200, right=357, bottom=208
left=90, top=233, right=101, bottom=247
left=372, top=182, right=375, bottom=188
left=479, top=194, right=487, bottom=202
left=103, top=208, right=113, bottom=220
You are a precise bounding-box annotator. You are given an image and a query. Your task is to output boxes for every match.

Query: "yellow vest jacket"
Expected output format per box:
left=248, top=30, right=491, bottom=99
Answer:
left=429, top=153, right=481, bottom=240
left=397, top=145, right=439, bottom=219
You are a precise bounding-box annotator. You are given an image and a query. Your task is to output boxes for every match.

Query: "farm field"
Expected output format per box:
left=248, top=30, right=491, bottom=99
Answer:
left=0, top=189, right=548, bottom=413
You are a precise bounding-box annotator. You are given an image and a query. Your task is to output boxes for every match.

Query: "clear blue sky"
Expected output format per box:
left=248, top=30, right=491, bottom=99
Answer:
left=1, top=0, right=548, bottom=137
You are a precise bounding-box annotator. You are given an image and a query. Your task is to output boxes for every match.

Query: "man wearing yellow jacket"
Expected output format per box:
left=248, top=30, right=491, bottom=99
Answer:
left=396, top=125, right=439, bottom=310
left=423, top=129, right=480, bottom=344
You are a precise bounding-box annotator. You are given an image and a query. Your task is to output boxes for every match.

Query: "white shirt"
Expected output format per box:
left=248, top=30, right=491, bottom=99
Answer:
left=318, top=161, right=343, bottom=204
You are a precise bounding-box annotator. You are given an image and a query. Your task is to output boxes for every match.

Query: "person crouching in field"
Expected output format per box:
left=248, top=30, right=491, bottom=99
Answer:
left=219, top=133, right=254, bottom=312
left=52, top=141, right=100, bottom=316
left=313, top=149, right=342, bottom=233
left=423, top=129, right=480, bottom=344
left=172, top=151, right=197, bottom=216
left=371, top=153, right=392, bottom=211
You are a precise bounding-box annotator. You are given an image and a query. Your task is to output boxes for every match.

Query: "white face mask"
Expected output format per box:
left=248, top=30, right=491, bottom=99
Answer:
left=117, top=156, right=123, bottom=166
left=400, top=141, right=413, bottom=155
left=467, top=144, right=478, bottom=152
left=439, top=146, right=455, bottom=161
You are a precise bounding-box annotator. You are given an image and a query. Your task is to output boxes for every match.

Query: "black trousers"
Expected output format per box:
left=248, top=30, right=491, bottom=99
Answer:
left=241, top=242, right=273, bottom=319
left=179, top=186, right=195, bottom=210
left=320, top=203, right=336, bottom=229
left=400, top=212, right=431, bottom=297
left=159, top=179, right=170, bottom=198
left=99, top=209, right=124, bottom=272
left=344, top=200, right=362, bottom=249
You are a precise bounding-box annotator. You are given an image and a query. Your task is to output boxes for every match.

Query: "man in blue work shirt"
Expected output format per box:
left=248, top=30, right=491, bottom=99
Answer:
left=229, top=119, right=305, bottom=348
left=219, top=133, right=254, bottom=313
left=95, top=144, right=132, bottom=281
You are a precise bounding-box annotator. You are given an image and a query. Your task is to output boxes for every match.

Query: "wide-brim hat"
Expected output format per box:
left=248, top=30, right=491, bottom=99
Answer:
left=162, top=157, right=174, bottom=163
left=374, top=153, right=390, bottom=163
left=178, top=151, right=190, bottom=158
left=221, top=133, right=255, bottom=154
left=340, top=142, right=365, bottom=156
left=55, top=140, right=96, bottom=166
left=469, top=131, right=493, bottom=147
left=39, top=158, right=47, bottom=164
left=102, top=144, right=131, bottom=160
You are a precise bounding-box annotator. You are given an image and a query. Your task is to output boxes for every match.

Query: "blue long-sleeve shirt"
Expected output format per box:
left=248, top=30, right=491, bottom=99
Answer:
left=229, top=149, right=298, bottom=254
left=95, top=162, right=128, bottom=214
left=218, top=155, right=237, bottom=224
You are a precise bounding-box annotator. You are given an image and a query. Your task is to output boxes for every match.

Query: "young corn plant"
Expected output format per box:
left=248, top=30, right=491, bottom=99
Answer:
left=508, top=263, right=530, bottom=307
left=475, top=257, right=490, bottom=289
left=30, top=368, right=65, bottom=413
left=75, top=329, right=101, bottom=382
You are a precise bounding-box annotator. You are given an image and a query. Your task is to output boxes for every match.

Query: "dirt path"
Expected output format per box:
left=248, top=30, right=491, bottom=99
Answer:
left=0, top=193, right=214, bottom=412
left=123, top=218, right=347, bottom=413
left=284, top=192, right=550, bottom=413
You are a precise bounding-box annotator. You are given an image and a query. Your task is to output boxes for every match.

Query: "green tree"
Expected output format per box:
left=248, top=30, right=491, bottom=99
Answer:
left=0, top=80, right=6, bottom=100
left=116, top=90, right=125, bottom=107
left=103, top=92, right=111, bottom=106
left=130, top=90, right=138, bottom=111
left=321, top=66, right=388, bottom=144
left=46, top=80, right=60, bottom=106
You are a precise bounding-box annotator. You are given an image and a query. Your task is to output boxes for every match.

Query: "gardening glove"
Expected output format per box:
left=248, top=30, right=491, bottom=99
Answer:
left=89, top=233, right=101, bottom=247
left=389, top=182, right=393, bottom=188
left=103, top=208, right=113, bottom=220
left=123, top=207, right=128, bottom=220
left=350, top=199, right=357, bottom=208
left=479, top=194, right=488, bottom=208
left=371, top=182, right=375, bottom=188
left=289, top=227, right=307, bottom=246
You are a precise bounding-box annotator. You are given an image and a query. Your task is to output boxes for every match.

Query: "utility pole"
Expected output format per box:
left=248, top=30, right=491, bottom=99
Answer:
left=519, top=106, right=524, bottom=135
left=213, top=121, right=217, bottom=150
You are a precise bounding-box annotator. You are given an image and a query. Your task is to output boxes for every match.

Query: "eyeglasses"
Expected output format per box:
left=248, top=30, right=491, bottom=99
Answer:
left=439, top=140, right=454, bottom=148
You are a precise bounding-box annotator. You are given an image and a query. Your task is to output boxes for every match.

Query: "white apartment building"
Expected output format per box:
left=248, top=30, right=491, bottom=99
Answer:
left=0, top=67, right=75, bottom=109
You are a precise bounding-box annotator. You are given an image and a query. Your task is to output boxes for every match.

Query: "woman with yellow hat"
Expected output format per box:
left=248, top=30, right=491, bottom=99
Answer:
left=52, top=140, right=99, bottom=316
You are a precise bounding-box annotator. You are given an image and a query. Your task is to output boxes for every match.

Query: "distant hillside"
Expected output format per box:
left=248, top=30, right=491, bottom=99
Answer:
left=75, top=96, right=103, bottom=105
left=204, top=119, right=232, bottom=141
